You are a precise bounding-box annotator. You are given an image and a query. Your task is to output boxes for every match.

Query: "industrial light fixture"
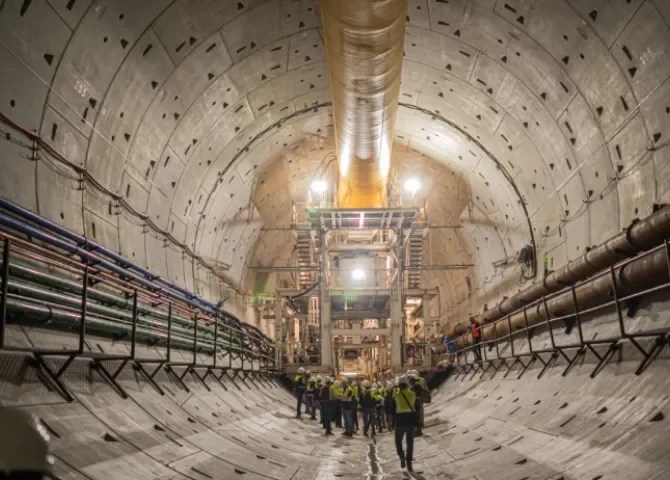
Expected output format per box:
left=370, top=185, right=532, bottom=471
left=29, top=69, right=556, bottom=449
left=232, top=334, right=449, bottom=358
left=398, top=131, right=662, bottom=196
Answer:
left=352, top=268, right=366, bottom=281
left=404, top=178, right=421, bottom=196
left=311, top=179, right=328, bottom=194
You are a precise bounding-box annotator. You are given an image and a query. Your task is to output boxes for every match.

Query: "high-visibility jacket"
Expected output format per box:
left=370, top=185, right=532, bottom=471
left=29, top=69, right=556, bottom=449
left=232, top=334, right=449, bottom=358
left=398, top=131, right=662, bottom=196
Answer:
left=472, top=321, right=481, bottom=339
left=350, top=386, right=359, bottom=399
left=306, top=381, right=316, bottom=392
left=393, top=387, right=417, bottom=414
left=374, top=394, right=384, bottom=409
left=316, top=381, right=323, bottom=390
left=329, top=385, right=344, bottom=401
left=294, top=375, right=306, bottom=391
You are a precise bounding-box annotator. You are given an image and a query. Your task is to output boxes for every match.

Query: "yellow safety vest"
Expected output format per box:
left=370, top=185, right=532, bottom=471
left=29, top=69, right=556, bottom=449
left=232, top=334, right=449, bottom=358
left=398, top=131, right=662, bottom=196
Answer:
left=351, top=386, right=359, bottom=398
left=330, top=385, right=343, bottom=400
left=393, top=388, right=416, bottom=413
left=307, top=381, right=316, bottom=392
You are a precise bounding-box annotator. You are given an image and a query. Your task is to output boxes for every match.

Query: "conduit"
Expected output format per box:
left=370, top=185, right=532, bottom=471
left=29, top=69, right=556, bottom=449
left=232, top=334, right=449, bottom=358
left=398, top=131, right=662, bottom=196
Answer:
left=321, top=0, right=408, bottom=208
left=449, top=206, right=670, bottom=345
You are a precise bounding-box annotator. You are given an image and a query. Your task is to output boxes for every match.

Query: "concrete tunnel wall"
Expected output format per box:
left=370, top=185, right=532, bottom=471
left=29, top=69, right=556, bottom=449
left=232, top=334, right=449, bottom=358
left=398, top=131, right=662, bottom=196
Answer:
left=1, top=1, right=670, bottom=477
left=1, top=292, right=670, bottom=479
left=2, top=0, right=670, bottom=334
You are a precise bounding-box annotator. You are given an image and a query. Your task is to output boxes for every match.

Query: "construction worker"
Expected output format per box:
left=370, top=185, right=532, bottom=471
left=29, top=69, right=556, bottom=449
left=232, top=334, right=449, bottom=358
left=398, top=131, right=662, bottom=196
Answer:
left=315, top=375, right=323, bottom=421
left=393, top=376, right=418, bottom=472
left=330, top=380, right=344, bottom=430
left=384, top=380, right=395, bottom=431
left=374, top=387, right=386, bottom=432
left=409, top=373, right=424, bottom=437
left=470, top=316, right=482, bottom=361
left=360, top=380, right=376, bottom=437
left=319, top=377, right=334, bottom=435
left=294, top=367, right=307, bottom=418
left=306, top=377, right=317, bottom=420
left=341, top=378, right=354, bottom=436
left=350, top=379, right=360, bottom=432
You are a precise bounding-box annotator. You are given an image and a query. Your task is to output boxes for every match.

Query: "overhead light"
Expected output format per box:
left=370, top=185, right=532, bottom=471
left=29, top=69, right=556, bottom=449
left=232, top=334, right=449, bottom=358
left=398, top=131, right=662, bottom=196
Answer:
left=311, top=180, right=327, bottom=194
left=352, top=268, right=365, bottom=281
left=404, top=178, right=421, bottom=196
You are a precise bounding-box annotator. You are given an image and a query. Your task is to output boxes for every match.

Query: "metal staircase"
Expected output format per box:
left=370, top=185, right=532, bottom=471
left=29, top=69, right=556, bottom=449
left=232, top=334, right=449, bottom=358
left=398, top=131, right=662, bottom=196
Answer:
left=407, top=229, right=425, bottom=289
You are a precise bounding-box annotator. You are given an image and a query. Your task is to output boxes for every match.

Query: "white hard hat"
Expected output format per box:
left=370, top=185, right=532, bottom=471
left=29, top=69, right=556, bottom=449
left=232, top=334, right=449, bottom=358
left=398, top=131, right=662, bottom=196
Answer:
left=372, top=382, right=378, bottom=389
left=325, top=376, right=332, bottom=383
left=386, top=381, right=393, bottom=389
left=316, top=375, right=323, bottom=382
left=298, top=367, right=305, bottom=374
left=362, top=380, right=371, bottom=388
left=371, top=387, right=377, bottom=394
left=333, top=380, right=341, bottom=387
left=341, top=377, right=349, bottom=384
left=398, top=376, right=409, bottom=385
left=308, top=377, right=316, bottom=382
left=305, top=370, right=311, bottom=374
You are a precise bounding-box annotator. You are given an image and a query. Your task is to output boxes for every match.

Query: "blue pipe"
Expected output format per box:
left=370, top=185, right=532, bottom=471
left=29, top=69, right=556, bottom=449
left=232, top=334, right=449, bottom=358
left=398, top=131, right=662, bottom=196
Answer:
left=0, top=213, right=204, bottom=310
left=0, top=196, right=225, bottom=317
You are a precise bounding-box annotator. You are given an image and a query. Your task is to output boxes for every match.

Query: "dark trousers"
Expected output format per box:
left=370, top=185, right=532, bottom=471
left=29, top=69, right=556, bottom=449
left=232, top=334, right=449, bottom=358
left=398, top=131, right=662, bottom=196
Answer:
left=473, top=337, right=482, bottom=361
left=334, top=403, right=342, bottom=427
left=386, top=409, right=395, bottom=430
left=323, top=403, right=332, bottom=433
left=363, top=408, right=376, bottom=434
left=395, top=425, right=415, bottom=461
left=296, top=389, right=304, bottom=417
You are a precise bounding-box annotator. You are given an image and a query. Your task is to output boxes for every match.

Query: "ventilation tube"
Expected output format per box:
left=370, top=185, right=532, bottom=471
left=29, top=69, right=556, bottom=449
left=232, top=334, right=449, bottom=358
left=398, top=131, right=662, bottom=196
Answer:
left=320, top=0, right=408, bottom=208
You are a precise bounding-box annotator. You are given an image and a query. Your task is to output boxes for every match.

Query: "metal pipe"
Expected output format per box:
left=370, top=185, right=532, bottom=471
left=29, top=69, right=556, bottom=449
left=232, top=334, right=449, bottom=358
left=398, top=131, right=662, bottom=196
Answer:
left=455, top=243, right=670, bottom=348
left=449, top=206, right=670, bottom=338
left=0, top=196, right=245, bottom=322
left=321, top=0, right=407, bottom=208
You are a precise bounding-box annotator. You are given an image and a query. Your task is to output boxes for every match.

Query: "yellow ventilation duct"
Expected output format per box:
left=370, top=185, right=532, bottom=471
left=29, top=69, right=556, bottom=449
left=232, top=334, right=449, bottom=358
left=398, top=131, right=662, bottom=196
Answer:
left=320, top=0, right=408, bottom=208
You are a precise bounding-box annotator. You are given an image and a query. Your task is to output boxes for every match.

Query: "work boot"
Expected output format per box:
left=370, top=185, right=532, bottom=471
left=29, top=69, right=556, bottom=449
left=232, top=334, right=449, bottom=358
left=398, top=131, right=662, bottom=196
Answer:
left=400, top=455, right=406, bottom=469
left=407, top=460, right=413, bottom=472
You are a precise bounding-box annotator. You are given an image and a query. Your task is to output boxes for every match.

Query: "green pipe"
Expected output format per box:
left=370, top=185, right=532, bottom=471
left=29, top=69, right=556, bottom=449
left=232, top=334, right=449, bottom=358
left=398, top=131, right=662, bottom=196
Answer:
left=1, top=260, right=239, bottom=345
left=5, top=297, right=229, bottom=353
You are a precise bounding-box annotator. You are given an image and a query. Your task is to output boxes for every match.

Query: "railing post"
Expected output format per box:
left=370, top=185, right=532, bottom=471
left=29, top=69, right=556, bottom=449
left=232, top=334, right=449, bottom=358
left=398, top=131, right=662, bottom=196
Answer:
left=541, top=296, right=556, bottom=350
left=130, top=290, right=138, bottom=359
left=570, top=284, right=584, bottom=345
left=213, top=319, right=218, bottom=368
left=0, top=239, right=10, bottom=349
left=507, top=314, right=515, bottom=357
left=79, top=263, right=89, bottom=354
left=522, top=305, right=533, bottom=354
left=167, top=303, right=172, bottom=363
left=609, top=265, right=627, bottom=337
left=193, top=313, right=198, bottom=365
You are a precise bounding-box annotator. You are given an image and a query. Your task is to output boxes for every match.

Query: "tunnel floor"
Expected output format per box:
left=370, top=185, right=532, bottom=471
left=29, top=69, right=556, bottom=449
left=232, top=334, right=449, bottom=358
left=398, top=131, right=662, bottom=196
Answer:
left=2, top=348, right=670, bottom=480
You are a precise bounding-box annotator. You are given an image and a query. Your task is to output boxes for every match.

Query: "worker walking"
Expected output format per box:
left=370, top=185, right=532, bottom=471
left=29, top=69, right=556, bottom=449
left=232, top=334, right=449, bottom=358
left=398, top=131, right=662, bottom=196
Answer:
left=374, top=388, right=386, bottom=432
left=351, top=379, right=360, bottom=433
left=409, top=372, right=426, bottom=437
left=360, top=380, right=376, bottom=437
left=294, top=368, right=308, bottom=418
left=393, top=376, right=418, bottom=472
left=384, top=380, right=395, bottom=431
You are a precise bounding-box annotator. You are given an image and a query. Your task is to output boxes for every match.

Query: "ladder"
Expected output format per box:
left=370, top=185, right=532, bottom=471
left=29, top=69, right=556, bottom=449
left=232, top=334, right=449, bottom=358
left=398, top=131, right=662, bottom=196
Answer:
left=407, top=229, right=425, bottom=289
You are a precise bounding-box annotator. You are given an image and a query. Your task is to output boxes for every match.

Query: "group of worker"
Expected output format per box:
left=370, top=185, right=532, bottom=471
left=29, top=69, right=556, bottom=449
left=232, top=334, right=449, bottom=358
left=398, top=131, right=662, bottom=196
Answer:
left=293, top=368, right=429, bottom=472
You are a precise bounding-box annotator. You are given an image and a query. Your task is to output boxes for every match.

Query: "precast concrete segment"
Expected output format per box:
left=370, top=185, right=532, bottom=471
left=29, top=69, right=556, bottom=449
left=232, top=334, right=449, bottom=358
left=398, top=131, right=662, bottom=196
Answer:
left=4, top=0, right=669, bottom=330
left=3, top=329, right=670, bottom=479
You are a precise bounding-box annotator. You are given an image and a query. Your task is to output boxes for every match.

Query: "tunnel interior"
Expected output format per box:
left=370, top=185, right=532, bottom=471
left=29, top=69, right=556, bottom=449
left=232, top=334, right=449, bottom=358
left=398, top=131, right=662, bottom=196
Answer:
left=1, top=0, right=670, bottom=479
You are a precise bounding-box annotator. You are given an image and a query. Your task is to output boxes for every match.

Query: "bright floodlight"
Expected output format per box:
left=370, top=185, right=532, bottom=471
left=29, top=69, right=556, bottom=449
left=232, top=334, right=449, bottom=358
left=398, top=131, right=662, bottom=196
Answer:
left=352, top=268, right=366, bottom=281
left=404, top=178, right=421, bottom=195
left=311, top=179, right=328, bottom=194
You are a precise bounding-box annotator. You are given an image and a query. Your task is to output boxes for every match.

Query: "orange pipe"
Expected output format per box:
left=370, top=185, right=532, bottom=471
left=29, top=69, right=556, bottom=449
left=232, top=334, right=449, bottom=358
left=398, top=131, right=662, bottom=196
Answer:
left=320, top=0, right=408, bottom=208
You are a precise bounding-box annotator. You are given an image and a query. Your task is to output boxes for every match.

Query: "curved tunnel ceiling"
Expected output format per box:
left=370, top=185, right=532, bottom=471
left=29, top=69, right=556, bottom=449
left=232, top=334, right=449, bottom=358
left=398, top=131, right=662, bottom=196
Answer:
left=1, top=0, right=670, bottom=330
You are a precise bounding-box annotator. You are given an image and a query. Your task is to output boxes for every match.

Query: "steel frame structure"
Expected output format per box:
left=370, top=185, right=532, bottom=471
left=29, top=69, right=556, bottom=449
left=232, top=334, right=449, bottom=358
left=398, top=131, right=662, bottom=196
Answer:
left=448, top=240, right=670, bottom=382
left=0, top=229, right=277, bottom=403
